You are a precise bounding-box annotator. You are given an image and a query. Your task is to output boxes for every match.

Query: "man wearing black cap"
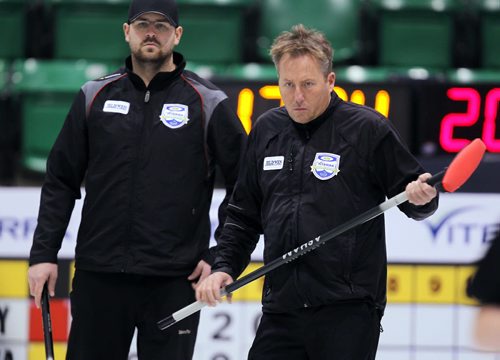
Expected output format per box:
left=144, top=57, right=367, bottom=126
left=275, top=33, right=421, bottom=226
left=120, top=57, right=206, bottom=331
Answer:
left=27, top=0, right=247, bottom=358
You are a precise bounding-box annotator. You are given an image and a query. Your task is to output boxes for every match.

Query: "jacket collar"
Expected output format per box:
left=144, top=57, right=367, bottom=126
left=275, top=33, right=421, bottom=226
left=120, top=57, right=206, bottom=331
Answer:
left=125, top=51, right=186, bottom=90
left=291, top=92, right=341, bottom=138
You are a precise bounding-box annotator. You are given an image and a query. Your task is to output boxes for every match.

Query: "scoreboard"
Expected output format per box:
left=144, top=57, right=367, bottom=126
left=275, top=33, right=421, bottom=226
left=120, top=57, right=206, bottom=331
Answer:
left=416, top=84, right=500, bottom=154
left=214, top=78, right=500, bottom=156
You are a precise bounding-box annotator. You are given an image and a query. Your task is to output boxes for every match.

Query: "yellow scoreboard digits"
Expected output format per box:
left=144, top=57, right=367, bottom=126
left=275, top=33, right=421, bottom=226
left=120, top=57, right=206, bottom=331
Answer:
left=375, top=90, right=390, bottom=118
left=237, top=88, right=254, bottom=134
left=350, top=89, right=366, bottom=106
left=333, top=86, right=348, bottom=101
left=333, top=86, right=390, bottom=117
left=259, top=85, right=283, bottom=106
left=236, top=85, right=392, bottom=134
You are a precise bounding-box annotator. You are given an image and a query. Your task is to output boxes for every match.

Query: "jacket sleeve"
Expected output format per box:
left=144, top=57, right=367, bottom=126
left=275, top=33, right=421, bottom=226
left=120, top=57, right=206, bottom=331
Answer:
left=29, top=90, right=89, bottom=265
left=370, top=121, right=439, bottom=220
left=202, top=98, right=247, bottom=263
left=467, top=230, right=500, bottom=304
left=210, top=129, right=263, bottom=280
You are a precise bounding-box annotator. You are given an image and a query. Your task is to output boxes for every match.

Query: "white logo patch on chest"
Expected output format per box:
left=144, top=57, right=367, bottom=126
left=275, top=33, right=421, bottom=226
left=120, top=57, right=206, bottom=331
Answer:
left=263, top=156, right=285, bottom=170
left=159, top=104, right=189, bottom=129
left=103, top=100, right=130, bottom=114
left=310, top=152, right=340, bottom=180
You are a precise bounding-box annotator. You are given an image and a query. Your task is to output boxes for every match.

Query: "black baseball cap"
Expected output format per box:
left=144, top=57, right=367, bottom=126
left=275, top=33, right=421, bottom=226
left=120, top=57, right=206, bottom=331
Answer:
left=128, top=0, right=179, bottom=27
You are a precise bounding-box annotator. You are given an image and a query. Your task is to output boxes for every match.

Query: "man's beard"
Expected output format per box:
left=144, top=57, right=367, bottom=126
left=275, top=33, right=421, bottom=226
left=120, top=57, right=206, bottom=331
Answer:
left=132, top=36, right=173, bottom=67
left=134, top=47, right=172, bottom=67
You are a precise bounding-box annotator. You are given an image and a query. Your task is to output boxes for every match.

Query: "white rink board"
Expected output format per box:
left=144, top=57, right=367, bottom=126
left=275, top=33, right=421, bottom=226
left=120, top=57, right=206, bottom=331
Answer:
left=193, top=303, right=262, bottom=360
left=0, top=299, right=29, bottom=342
left=385, top=192, right=500, bottom=263
left=1, top=188, right=499, bottom=263
left=0, top=344, right=27, bottom=360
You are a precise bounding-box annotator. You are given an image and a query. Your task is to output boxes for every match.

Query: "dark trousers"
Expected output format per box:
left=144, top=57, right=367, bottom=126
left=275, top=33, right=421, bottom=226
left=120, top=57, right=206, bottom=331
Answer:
left=248, top=302, right=381, bottom=360
left=66, top=270, right=199, bottom=360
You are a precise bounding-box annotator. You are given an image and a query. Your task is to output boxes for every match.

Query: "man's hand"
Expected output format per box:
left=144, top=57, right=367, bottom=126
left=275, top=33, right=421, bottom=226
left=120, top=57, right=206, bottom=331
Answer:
left=474, top=305, right=500, bottom=351
left=188, top=260, right=211, bottom=289
left=28, top=263, right=58, bottom=308
left=405, top=173, right=438, bottom=206
left=195, top=272, right=234, bottom=306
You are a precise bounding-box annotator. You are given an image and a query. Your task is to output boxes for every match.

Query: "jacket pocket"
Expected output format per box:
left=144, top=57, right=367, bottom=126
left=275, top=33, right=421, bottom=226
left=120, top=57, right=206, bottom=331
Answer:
left=340, top=230, right=356, bottom=293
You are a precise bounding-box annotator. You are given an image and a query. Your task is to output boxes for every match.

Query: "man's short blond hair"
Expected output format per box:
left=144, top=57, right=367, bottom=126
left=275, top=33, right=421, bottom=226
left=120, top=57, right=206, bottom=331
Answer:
left=270, top=24, right=333, bottom=77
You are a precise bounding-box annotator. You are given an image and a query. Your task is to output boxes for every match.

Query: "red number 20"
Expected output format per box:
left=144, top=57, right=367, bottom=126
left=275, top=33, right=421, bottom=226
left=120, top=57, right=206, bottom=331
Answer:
left=440, top=87, right=500, bottom=152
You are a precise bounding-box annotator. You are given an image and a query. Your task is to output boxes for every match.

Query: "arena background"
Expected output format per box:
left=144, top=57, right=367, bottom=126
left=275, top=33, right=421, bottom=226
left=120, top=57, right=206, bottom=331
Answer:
left=1, top=0, right=500, bottom=359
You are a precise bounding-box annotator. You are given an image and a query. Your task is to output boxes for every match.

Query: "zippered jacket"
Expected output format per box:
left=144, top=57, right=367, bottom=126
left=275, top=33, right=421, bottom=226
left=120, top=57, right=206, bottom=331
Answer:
left=30, top=53, right=247, bottom=276
left=213, top=93, right=438, bottom=312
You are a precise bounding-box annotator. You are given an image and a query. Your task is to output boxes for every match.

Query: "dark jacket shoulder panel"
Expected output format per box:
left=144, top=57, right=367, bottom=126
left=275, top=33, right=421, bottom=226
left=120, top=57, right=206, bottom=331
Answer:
left=81, top=70, right=127, bottom=117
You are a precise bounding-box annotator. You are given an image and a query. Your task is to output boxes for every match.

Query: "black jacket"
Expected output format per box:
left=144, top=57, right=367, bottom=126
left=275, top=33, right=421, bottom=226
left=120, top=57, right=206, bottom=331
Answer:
left=30, top=53, right=247, bottom=276
left=213, top=93, right=438, bottom=313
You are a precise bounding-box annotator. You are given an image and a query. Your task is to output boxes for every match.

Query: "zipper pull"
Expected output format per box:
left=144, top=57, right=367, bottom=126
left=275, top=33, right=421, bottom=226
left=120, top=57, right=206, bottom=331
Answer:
left=144, top=90, right=150, bottom=103
left=288, top=144, right=295, bottom=171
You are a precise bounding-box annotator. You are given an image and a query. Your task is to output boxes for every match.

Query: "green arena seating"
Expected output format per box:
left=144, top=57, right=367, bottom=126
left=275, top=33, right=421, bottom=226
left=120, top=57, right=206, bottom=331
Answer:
left=11, top=59, right=119, bottom=172
left=256, top=0, right=362, bottom=64
left=335, top=65, right=396, bottom=83
left=373, top=0, right=458, bottom=68
left=49, top=0, right=251, bottom=65
left=185, top=61, right=229, bottom=79
left=480, top=0, right=500, bottom=68
left=176, top=0, right=251, bottom=65
left=49, top=0, right=130, bottom=61
left=224, top=62, right=277, bottom=81
left=0, top=0, right=26, bottom=59
left=447, top=68, right=500, bottom=83
left=0, top=60, right=7, bottom=90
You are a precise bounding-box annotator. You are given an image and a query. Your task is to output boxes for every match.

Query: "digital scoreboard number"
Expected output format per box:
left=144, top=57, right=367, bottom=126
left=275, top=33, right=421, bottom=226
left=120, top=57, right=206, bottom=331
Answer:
left=218, top=80, right=413, bottom=150
left=215, top=79, right=500, bottom=155
left=417, top=85, right=500, bottom=154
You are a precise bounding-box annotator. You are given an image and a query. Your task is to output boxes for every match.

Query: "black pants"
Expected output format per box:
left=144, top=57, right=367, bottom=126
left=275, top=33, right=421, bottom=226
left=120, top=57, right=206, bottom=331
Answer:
left=248, top=302, right=381, bottom=360
left=66, top=270, right=199, bottom=360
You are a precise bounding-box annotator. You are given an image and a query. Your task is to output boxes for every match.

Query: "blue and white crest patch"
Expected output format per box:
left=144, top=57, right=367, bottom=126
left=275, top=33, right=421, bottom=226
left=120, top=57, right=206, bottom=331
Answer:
left=159, top=104, right=189, bottom=129
left=310, top=152, right=340, bottom=180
